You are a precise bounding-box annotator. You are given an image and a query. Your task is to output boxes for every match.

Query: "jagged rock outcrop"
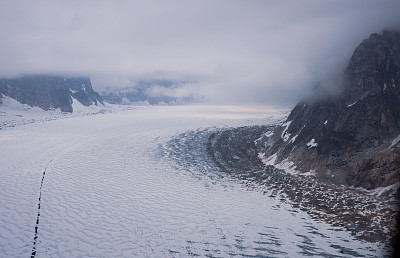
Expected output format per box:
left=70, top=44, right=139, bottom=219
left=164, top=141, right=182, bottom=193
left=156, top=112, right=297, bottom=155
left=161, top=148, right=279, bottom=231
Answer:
left=259, top=30, right=400, bottom=189
left=0, top=75, right=103, bottom=112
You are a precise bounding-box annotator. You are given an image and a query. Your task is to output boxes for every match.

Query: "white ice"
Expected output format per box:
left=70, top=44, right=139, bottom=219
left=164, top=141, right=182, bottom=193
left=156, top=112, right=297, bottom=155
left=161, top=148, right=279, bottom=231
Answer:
left=0, top=105, right=385, bottom=257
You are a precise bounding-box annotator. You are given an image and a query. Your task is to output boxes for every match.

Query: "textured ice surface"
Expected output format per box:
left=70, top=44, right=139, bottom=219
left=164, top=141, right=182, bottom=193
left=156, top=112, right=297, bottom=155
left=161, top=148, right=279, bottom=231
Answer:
left=0, top=105, right=385, bottom=257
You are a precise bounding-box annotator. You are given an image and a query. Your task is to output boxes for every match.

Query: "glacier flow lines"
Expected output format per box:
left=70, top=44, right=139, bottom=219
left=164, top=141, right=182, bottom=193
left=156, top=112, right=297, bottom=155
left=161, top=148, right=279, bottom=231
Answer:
left=31, top=160, right=52, bottom=258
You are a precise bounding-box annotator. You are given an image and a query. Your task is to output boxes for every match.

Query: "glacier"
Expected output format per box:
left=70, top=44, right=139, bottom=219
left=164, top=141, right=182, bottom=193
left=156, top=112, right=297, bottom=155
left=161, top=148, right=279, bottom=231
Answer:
left=0, top=105, right=388, bottom=257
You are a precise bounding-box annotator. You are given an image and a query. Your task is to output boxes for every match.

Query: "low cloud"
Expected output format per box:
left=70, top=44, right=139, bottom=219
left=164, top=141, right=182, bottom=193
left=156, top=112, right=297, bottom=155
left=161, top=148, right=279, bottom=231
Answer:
left=145, top=83, right=201, bottom=100
left=0, top=0, right=399, bottom=105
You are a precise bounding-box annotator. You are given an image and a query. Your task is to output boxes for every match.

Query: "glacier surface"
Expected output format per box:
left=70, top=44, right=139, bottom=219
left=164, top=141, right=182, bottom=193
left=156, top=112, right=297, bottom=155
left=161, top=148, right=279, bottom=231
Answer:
left=0, top=105, right=386, bottom=257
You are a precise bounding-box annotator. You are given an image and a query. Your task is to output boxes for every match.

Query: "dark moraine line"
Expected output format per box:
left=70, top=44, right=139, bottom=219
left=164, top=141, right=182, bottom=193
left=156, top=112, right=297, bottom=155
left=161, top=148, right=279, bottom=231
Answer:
left=206, top=132, right=231, bottom=175
left=31, top=160, right=52, bottom=258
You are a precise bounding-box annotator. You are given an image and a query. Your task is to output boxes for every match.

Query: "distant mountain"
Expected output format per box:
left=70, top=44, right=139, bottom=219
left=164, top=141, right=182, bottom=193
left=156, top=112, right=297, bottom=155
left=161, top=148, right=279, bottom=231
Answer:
left=100, top=81, right=197, bottom=105
left=0, top=75, right=103, bottom=112
left=258, top=30, right=400, bottom=189
left=101, top=87, right=178, bottom=105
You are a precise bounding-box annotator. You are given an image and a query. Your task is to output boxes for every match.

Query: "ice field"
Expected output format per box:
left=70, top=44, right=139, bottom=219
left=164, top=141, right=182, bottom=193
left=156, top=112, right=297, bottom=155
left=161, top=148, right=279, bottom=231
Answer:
left=0, top=106, right=387, bottom=257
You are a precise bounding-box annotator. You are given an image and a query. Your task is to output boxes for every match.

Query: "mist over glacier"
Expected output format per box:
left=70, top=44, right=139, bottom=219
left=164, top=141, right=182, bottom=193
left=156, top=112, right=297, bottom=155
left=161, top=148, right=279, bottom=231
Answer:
left=0, top=1, right=399, bottom=256
left=0, top=0, right=400, bottom=105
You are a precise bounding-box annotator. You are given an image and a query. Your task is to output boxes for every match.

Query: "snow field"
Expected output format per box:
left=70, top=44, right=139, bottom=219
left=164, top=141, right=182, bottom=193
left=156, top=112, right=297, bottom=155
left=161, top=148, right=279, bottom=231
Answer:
left=0, top=106, right=384, bottom=257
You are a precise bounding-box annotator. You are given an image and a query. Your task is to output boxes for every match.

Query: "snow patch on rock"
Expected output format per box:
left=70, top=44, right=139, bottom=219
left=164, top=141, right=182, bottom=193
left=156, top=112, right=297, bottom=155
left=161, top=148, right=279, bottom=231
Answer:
left=281, top=121, right=291, bottom=142
left=71, top=96, right=105, bottom=113
left=302, top=170, right=317, bottom=177
left=258, top=152, right=277, bottom=166
left=347, top=102, right=357, bottom=107
left=306, top=138, right=318, bottom=148
left=259, top=153, right=299, bottom=175
left=264, top=130, right=274, bottom=138
left=388, top=134, right=400, bottom=149
left=289, top=134, right=298, bottom=144
left=370, top=183, right=400, bottom=198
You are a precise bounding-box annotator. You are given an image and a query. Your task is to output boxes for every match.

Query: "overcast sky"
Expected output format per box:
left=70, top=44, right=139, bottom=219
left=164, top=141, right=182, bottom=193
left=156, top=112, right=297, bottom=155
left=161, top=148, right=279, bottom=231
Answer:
left=0, top=0, right=399, bottom=105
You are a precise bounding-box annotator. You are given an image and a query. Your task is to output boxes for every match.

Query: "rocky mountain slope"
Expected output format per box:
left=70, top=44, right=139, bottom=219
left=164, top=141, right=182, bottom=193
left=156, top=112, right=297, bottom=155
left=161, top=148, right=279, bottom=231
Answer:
left=0, top=75, right=103, bottom=112
left=206, top=125, right=397, bottom=246
left=258, top=30, right=400, bottom=189
left=202, top=31, right=400, bottom=251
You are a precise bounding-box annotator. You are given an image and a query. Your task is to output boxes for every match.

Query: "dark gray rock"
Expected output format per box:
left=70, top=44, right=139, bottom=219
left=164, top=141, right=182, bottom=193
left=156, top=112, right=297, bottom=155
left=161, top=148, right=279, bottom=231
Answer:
left=65, top=77, right=104, bottom=107
left=0, top=75, right=103, bottom=112
left=260, top=30, right=400, bottom=189
left=207, top=126, right=270, bottom=174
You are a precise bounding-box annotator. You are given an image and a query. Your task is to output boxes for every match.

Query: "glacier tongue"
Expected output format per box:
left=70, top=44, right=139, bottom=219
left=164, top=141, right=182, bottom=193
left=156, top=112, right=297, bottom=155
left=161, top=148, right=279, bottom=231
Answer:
left=0, top=106, right=385, bottom=257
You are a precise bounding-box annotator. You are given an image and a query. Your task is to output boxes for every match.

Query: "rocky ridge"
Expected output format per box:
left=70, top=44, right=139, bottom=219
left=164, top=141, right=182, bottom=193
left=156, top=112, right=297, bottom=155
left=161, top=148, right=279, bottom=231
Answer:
left=205, top=127, right=397, bottom=246
left=198, top=30, right=400, bottom=252
left=0, top=75, right=104, bottom=112
left=259, top=30, right=400, bottom=189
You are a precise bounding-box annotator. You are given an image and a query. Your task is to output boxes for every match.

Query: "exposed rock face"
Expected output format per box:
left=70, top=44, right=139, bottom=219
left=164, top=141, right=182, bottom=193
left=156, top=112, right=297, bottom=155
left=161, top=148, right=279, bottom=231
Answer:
left=259, top=30, right=400, bottom=189
left=0, top=75, right=103, bottom=112
left=64, top=77, right=104, bottom=107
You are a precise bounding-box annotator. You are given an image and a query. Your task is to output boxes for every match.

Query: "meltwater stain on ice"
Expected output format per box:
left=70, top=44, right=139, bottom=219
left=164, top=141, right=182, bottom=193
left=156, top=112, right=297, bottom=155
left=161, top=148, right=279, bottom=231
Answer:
left=31, top=160, right=52, bottom=258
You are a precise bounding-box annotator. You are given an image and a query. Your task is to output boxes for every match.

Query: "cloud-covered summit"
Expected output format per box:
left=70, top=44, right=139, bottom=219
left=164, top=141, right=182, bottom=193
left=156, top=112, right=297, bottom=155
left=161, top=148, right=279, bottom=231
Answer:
left=0, top=0, right=399, bottom=105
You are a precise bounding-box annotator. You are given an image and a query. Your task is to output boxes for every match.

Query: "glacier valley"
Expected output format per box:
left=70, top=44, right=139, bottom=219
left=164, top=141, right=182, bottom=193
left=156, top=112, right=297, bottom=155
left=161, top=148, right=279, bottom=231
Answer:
left=0, top=105, right=389, bottom=257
